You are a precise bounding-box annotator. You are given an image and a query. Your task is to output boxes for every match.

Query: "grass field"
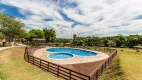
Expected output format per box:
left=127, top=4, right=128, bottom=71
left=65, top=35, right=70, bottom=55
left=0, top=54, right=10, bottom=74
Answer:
left=100, top=48, right=142, bottom=80
left=0, top=47, right=62, bottom=80
left=119, top=48, right=142, bottom=80
left=0, top=47, right=142, bottom=80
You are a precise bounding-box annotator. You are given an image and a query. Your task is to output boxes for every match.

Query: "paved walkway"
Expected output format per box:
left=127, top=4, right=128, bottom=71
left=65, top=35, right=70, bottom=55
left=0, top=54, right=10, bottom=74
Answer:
left=0, top=44, right=26, bottom=51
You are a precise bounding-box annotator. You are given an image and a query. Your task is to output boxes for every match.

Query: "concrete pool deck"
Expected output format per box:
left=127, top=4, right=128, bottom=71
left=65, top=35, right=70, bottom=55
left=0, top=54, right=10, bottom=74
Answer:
left=32, top=47, right=110, bottom=76
left=33, top=47, right=109, bottom=65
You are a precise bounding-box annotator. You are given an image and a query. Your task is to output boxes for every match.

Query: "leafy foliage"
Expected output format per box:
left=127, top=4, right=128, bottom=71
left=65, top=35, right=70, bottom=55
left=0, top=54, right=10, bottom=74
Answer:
left=72, top=34, right=142, bottom=48
left=43, top=28, right=56, bottom=43
left=25, top=29, right=44, bottom=42
left=0, top=13, right=26, bottom=41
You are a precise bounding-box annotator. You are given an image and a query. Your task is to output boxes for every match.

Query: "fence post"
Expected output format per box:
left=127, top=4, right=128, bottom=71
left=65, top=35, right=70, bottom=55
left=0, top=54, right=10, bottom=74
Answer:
left=57, top=66, right=59, bottom=77
left=47, top=62, right=49, bottom=71
left=69, top=70, right=71, bottom=80
left=33, top=57, right=34, bottom=65
left=40, top=59, right=41, bottom=68
left=96, top=70, right=98, bottom=80
left=101, top=65, right=103, bottom=73
left=88, top=76, right=91, bottom=80
left=104, top=61, right=106, bottom=70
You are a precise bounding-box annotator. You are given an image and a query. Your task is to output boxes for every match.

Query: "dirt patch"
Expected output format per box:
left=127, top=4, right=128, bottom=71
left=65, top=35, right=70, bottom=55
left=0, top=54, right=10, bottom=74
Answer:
left=0, top=51, right=12, bottom=64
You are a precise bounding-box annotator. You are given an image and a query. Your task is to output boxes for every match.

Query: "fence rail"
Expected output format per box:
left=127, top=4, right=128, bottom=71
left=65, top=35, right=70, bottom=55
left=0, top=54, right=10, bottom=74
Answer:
left=24, top=46, right=117, bottom=80
left=90, top=48, right=117, bottom=80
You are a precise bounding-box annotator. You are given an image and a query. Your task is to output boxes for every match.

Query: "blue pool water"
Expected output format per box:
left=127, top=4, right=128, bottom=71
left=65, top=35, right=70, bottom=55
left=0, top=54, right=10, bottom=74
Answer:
left=48, top=53, right=73, bottom=59
left=47, top=48, right=97, bottom=59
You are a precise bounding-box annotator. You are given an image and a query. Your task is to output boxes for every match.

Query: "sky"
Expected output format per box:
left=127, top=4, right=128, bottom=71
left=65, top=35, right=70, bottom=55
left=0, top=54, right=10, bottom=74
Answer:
left=0, top=0, right=142, bottom=38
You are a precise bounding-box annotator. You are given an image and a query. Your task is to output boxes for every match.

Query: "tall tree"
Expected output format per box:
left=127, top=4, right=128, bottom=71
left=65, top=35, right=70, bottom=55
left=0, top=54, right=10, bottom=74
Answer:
left=25, top=29, right=44, bottom=42
left=103, top=38, right=110, bottom=47
left=73, top=34, right=77, bottom=45
left=115, top=34, right=126, bottom=47
left=43, top=28, right=56, bottom=43
left=0, top=13, right=26, bottom=42
left=29, top=29, right=44, bottom=38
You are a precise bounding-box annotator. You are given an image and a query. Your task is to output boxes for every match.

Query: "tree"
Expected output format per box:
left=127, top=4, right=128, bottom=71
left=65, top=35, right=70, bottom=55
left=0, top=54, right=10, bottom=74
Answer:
left=103, top=38, right=109, bottom=47
left=0, top=32, right=4, bottom=39
left=25, top=29, right=44, bottom=42
left=43, top=28, right=56, bottom=43
left=108, top=40, right=116, bottom=47
left=73, top=34, right=77, bottom=45
left=126, top=35, right=139, bottom=48
left=29, top=29, right=44, bottom=38
left=114, top=34, right=126, bottom=47
left=0, top=13, right=26, bottom=46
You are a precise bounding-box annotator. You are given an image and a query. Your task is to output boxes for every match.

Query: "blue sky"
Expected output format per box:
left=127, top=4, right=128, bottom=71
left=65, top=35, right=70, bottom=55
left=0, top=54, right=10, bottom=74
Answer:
left=0, top=0, right=142, bottom=38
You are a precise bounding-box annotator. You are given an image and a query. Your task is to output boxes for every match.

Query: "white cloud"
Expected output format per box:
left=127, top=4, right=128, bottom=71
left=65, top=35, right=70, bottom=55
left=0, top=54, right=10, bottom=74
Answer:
left=71, top=0, right=142, bottom=36
left=0, top=0, right=142, bottom=38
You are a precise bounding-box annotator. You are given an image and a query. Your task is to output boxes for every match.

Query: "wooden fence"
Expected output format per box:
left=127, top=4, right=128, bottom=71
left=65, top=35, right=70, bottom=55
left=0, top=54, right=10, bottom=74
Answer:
left=90, top=48, right=117, bottom=80
left=24, top=46, right=117, bottom=80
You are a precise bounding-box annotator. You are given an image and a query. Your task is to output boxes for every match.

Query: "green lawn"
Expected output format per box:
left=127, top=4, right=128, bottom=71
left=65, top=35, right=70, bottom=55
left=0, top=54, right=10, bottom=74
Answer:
left=119, top=48, right=142, bottom=80
left=0, top=47, right=142, bottom=80
left=100, top=48, right=142, bottom=80
left=0, top=47, right=62, bottom=80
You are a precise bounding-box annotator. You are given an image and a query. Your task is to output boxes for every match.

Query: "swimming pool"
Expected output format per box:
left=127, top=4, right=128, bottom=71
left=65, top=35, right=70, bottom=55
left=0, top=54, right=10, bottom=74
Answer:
left=48, top=52, right=73, bottom=59
left=46, top=48, right=97, bottom=59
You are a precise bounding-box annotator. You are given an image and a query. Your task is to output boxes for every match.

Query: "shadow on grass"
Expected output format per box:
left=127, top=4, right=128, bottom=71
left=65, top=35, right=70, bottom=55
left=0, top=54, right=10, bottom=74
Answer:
left=99, top=55, right=124, bottom=80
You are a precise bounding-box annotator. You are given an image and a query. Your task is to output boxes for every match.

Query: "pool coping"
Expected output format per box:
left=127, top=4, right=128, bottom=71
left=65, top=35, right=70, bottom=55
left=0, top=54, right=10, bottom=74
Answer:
left=46, top=47, right=98, bottom=60
left=47, top=52, right=74, bottom=60
left=33, top=47, right=109, bottom=65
